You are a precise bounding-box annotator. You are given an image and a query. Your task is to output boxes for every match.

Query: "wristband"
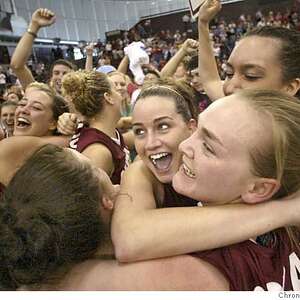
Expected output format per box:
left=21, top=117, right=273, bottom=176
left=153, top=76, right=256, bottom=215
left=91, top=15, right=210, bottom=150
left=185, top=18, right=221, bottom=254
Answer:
left=27, top=29, right=37, bottom=38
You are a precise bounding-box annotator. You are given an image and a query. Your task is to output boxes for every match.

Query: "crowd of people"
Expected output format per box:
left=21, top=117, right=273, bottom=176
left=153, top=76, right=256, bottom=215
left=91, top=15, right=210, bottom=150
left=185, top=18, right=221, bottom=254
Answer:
left=0, top=0, right=300, bottom=291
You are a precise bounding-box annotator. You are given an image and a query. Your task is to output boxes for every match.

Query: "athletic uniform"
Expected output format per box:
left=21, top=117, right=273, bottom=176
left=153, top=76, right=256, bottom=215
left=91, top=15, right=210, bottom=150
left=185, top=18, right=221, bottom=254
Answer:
left=158, top=185, right=300, bottom=291
left=69, top=123, right=130, bottom=184
left=192, top=229, right=300, bottom=291
left=160, top=184, right=198, bottom=208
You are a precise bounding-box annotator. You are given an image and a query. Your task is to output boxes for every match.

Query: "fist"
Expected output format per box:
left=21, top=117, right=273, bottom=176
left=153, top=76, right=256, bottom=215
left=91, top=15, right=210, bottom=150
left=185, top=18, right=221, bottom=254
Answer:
left=31, top=8, right=56, bottom=28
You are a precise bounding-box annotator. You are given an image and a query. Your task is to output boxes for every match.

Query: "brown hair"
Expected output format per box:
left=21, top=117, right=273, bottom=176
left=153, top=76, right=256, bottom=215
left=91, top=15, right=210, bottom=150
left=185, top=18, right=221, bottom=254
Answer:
left=136, top=77, right=198, bottom=122
left=0, top=145, right=104, bottom=290
left=26, top=82, right=69, bottom=122
left=237, top=89, right=300, bottom=251
left=244, top=26, right=300, bottom=91
left=62, top=70, right=112, bottom=119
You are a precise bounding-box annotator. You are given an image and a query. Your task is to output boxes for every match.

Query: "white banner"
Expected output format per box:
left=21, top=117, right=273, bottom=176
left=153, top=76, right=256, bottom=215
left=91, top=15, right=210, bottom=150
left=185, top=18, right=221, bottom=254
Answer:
left=189, top=0, right=245, bottom=19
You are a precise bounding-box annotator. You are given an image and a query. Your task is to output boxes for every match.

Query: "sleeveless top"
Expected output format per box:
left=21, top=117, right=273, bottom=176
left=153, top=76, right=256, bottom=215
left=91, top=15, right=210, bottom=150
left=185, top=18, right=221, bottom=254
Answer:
left=159, top=184, right=199, bottom=208
left=69, top=123, right=130, bottom=184
left=192, top=229, right=300, bottom=291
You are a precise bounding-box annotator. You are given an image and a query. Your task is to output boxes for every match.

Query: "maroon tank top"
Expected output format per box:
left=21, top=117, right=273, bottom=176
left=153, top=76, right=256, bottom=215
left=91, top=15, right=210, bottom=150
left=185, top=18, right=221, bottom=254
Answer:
left=69, top=123, right=130, bottom=184
left=192, top=229, right=300, bottom=291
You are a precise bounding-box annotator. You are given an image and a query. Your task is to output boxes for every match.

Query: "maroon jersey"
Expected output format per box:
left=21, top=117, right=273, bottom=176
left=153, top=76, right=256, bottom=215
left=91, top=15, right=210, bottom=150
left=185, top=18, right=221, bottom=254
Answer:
left=192, top=229, right=300, bottom=291
left=160, top=184, right=199, bottom=208
left=69, top=123, right=130, bottom=184
left=0, top=182, right=5, bottom=198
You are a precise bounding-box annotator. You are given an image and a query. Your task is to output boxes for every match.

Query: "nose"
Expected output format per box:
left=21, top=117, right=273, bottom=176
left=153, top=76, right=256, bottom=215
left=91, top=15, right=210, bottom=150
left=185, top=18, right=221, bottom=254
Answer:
left=178, top=133, right=195, bottom=159
left=223, top=76, right=242, bottom=96
left=18, top=104, right=30, bottom=115
left=145, top=132, right=162, bottom=151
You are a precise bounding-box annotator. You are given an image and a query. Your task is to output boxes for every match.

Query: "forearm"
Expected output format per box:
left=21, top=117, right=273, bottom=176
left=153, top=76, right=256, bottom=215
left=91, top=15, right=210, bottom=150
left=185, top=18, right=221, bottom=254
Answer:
left=112, top=199, right=289, bottom=262
left=85, top=54, right=93, bottom=71
left=198, top=20, right=223, bottom=100
left=10, top=21, right=39, bottom=88
left=117, top=55, right=129, bottom=74
left=160, top=48, right=186, bottom=78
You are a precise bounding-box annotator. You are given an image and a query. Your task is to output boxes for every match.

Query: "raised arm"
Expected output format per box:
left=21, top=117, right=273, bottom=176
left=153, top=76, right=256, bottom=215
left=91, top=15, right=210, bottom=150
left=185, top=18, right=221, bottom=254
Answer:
left=117, top=55, right=129, bottom=74
left=160, top=39, right=198, bottom=79
left=112, top=160, right=299, bottom=262
left=10, top=8, right=56, bottom=89
left=85, top=43, right=94, bottom=71
left=198, top=0, right=224, bottom=100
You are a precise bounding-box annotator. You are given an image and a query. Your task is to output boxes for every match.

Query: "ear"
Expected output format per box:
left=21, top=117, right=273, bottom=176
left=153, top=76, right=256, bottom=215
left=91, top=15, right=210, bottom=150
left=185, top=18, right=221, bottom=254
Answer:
left=241, top=178, right=281, bottom=204
left=104, top=91, right=114, bottom=105
left=101, top=195, right=114, bottom=211
left=283, top=78, right=300, bottom=96
left=187, top=118, right=197, bottom=133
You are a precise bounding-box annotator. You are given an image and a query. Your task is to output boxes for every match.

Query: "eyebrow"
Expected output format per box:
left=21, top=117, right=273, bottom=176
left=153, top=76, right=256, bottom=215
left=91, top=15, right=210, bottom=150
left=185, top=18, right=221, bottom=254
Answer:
left=133, top=116, right=173, bottom=126
left=227, top=62, right=265, bottom=72
left=201, top=126, right=224, bottom=148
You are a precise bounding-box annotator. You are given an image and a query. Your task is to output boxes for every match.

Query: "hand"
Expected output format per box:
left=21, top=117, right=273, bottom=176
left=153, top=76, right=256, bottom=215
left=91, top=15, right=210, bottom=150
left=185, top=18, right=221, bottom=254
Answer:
left=97, top=168, right=120, bottom=209
left=30, top=8, right=56, bottom=30
left=181, top=38, right=199, bottom=55
left=85, top=43, right=94, bottom=56
left=57, top=113, right=78, bottom=136
left=198, top=0, right=222, bottom=23
left=117, top=117, right=132, bottom=130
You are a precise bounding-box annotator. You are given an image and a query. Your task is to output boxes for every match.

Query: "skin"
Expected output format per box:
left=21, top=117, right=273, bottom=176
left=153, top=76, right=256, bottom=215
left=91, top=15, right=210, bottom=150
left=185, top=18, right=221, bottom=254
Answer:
left=223, top=37, right=292, bottom=96
left=1, top=105, right=16, bottom=133
left=132, top=96, right=196, bottom=183
left=173, top=94, right=275, bottom=204
left=190, top=69, right=204, bottom=93
left=7, top=93, right=20, bottom=103
left=14, top=87, right=56, bottom=137
left=109, top=74, right=128, bottom=100
left=50, top=64, right=73, bottom=93
left=197, top=0, right=300, bottom=100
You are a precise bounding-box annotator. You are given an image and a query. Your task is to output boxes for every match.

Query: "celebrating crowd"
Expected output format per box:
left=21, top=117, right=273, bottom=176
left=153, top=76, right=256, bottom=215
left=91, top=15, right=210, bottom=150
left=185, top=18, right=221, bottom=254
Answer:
left=0, top=0, right=300, bottom=291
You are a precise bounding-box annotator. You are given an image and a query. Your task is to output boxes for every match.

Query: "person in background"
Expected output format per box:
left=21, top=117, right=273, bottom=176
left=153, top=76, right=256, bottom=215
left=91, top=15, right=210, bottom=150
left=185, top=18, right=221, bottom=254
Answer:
left=10, top=8, right=76, bottom=94
left=0, top=101, right=17, bottom=138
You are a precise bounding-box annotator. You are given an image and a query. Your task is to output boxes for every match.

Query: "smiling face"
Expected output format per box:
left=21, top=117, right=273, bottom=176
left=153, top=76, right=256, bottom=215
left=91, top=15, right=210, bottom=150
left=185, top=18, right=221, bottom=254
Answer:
left=1, top=104, right=16, bottom=131
left=172, top=94, right=271, bottom=204
left=132, top=96, right=195, bottom=183
left=14, top=87, right=56, bottom=137
left=50, top=64, right=72, bottom=93
left=223, top=36, right=289, bottom=95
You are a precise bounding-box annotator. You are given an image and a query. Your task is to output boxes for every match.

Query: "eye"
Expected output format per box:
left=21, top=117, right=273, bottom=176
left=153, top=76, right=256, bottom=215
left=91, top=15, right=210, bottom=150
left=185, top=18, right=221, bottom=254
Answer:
left=133, top=127, right=145, bottom=136
left=244, top=74, right=262, bottom=81
left=158, top=123, right=169, bottom=131
left=202, top=141, right=215, bottom=155
left=32, top=106, right=43, bottom=111
left=17, top=101, right=26, bottom=107
left=225, top=72, right=234, bottom=79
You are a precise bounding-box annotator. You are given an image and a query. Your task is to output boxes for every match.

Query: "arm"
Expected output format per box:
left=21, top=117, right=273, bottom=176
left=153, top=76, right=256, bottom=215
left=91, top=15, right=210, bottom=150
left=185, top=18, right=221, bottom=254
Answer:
left=160, top=39, right=198, bottom=78
left=117, top=55, right=129, bottom=74
left=82, top=144, right=114, bottom=176
left=10, top=8, right=56, bottom=89
left=112, top=160, right=298, bottom=262
left=85, top=43, right=94, bottom=71
left=198, top=0, right=224, bottom=100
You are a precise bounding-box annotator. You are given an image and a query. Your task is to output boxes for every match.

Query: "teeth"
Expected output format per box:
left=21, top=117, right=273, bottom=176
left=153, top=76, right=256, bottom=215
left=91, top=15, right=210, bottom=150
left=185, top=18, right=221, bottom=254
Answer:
left=182, top=163, right=195, bottom=178
left=149, top=152, right=169, bottom=165
left=17, top=117, right=30, bottom=124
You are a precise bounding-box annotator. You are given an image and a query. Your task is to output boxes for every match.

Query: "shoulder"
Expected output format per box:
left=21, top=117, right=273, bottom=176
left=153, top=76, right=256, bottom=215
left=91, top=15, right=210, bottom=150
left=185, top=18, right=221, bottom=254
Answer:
left=61, top=256, right=229, bottom=290
left=122, top=160, right=158, bottom=187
